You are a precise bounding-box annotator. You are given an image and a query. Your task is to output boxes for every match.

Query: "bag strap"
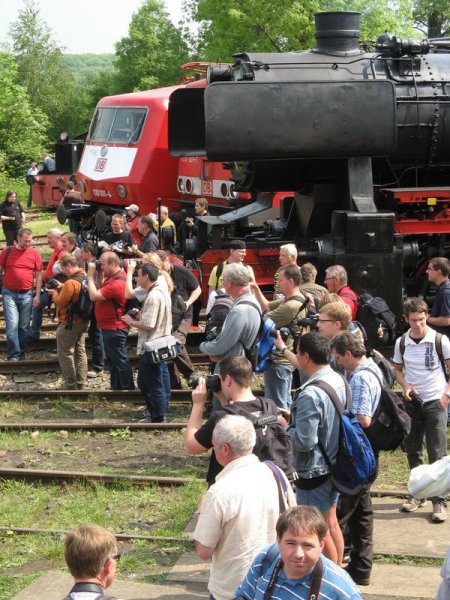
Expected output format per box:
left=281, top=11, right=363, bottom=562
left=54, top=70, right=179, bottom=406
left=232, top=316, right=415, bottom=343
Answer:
left=264, top=460, right=288, bottom=515
left=214, top=261, right=226, bottom=290
left=400, top=331, right=447, bottom=378
left=399, top=332, right=407, bottom=362
left=358, top=366, right=384, bottom=389
left=0, top=245, right=12, bottom=274
left=308, top=557, right=324, bottom=600
left=236, top=300, right=263, bottom=350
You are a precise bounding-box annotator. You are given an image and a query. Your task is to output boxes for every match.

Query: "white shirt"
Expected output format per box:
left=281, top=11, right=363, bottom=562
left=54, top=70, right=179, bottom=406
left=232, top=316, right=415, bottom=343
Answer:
left=393, top=327, right=450, bottom=402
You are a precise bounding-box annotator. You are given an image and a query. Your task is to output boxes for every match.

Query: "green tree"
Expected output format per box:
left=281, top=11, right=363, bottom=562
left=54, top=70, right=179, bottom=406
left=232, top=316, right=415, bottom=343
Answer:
left=187, top=0, right=416, bottom=61
left=7, top=0, right=79, bottom=139
left=413, top=0, right=450, bottom=37
left=0, top=52, right=48, bottom=176
left=115, top=0, right=190, bottom=92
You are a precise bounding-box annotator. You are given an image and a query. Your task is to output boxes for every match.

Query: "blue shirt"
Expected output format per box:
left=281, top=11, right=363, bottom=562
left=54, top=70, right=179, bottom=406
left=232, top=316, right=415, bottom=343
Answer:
left=349, top=358, right=382, bottom=418
left=236, top=544, right=362, bottom=600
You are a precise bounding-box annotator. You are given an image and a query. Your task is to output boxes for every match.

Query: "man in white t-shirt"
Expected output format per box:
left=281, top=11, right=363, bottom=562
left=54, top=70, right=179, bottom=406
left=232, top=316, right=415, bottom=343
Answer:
left=393, top=297, right=450, bottom=523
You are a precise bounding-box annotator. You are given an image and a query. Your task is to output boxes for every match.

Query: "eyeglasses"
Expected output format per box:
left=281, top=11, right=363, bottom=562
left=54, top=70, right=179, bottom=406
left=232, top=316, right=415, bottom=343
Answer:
left=324, top=276, right=336, bottom=281
left=318, top=319, right=337, bottom=323
left=111, top=554, right=121, bottom=561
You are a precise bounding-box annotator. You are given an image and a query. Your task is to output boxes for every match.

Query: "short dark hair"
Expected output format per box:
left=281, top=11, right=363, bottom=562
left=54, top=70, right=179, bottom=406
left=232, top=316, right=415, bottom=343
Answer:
left=297, top=332, right=330, bottom=365
left=81, top=242, right=97, bottom=256
left=279, top=264, right=301, bottom=286
left=60, top=253, right=78, bottom=268
left=331, top=330, right=366, bottom=358
left=218, top=356, right=253, bottom=388
left=139, top=262, right=159, bottom=282
left=140, top=215, right=154, bottom=228
left=403, top=297, right=428, bottom=316
left=300, top=262, right=318, bottom=283
left=17, top=228, right=32, bottom=238
left=429, top=257, right=450, bottom=278
left=276, top=506, right=328, bottom=542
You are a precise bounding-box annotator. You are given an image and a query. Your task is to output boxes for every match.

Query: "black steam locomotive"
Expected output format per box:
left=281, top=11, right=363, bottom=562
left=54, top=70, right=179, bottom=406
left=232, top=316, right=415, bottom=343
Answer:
left=169, top=11, right=450, bottom=317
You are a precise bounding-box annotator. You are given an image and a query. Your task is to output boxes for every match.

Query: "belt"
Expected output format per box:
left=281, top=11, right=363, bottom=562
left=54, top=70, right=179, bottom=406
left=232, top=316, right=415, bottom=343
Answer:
left=4, top=288, right=32, bottom=293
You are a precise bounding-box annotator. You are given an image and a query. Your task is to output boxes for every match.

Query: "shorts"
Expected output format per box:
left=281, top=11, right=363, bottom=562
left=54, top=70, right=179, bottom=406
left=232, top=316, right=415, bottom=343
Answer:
left=296, top=476, right=339, bottom=512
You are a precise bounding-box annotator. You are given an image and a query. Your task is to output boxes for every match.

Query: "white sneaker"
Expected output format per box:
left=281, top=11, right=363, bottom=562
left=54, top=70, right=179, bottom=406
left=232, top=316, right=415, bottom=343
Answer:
left=432, top=501, right=447, bottom=523
left=87, top=370, right=103, bottom=378
left=400, top=498, right=427, bottom=512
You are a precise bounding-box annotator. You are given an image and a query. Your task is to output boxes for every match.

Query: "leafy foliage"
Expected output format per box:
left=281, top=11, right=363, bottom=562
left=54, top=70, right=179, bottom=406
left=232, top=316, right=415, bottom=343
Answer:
left=115, top=0, right=190, bottom=92
left=62, top=54, right=117, bottom=82
left=413, top=0, right=450, bottom=37
left=0, top=52, right=48, bottom=177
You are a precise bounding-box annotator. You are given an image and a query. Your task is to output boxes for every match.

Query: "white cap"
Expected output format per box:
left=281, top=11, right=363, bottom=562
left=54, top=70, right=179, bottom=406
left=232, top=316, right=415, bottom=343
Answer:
left=125, top=204, right=139, bottom=213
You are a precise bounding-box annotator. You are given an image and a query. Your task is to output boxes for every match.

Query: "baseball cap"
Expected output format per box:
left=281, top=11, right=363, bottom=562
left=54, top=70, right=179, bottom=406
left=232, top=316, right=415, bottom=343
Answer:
left=125, top=204, right=139, bottom=213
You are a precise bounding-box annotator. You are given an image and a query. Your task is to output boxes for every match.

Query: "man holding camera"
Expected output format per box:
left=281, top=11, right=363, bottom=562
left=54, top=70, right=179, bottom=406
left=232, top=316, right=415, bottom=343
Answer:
left=47, top=254, right=89, bottom=390
left=393, top=297, right=450, bottom=523
left=122, top=261, right=172, bottom=423
left=251, top=264, right=307, bottom=409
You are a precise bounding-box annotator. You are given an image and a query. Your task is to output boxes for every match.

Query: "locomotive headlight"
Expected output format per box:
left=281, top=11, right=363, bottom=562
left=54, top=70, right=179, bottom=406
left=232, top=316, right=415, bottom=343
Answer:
left=117, top=185, right=127, bottom=198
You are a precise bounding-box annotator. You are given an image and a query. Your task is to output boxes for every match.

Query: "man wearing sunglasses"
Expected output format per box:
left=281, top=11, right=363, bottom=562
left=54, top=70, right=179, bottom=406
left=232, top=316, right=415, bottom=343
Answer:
left=63, top=524, right=122, bottom=600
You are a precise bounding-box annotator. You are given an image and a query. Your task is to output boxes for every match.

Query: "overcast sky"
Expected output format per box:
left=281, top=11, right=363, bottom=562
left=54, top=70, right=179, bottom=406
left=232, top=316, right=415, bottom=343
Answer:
left=0, top=0, right=184, bottom=54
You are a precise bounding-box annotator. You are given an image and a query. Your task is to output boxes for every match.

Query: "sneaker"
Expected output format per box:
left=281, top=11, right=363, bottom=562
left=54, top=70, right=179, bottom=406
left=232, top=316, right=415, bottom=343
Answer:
left=432, top=501, right=447, bottom=523
left=87, top=370, right=103, bottom=378
left=400, top=497, right=428, bottom=512
left=136, top=409, right=152, bottom=421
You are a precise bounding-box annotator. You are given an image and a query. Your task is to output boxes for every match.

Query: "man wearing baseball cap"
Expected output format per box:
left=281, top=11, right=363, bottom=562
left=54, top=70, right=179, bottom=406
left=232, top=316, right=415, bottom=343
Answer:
left=208, top=240, right=255, bottom=297
left=124, top=204, right=141, bottom=244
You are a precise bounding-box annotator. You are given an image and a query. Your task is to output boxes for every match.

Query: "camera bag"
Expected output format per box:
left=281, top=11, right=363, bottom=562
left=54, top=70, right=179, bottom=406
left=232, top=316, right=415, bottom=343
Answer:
left=142, top=335, right=180, bottom=364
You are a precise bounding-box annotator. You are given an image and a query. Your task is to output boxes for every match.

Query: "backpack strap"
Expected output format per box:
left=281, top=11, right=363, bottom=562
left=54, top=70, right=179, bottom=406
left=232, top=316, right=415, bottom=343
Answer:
left=264, top=460, right=288, bottom=514
left=435, top=332, right=448, bottom=378
left=214, top=261, right=226, bottom=290
left=66, top=272, right=86, bottom=327
left=0, top=245, right=12, bottom=274
left=236, top=300, right=263, bottom=350
left=399, top=332, right=407, bottom=363
left=358, top=366, right=384, bottom=389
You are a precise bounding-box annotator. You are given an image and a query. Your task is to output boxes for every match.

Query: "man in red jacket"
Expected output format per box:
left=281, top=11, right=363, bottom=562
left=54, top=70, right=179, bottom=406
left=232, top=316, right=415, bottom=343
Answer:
left=324, top=265, right=359, bottom=320
left=0, top=228, right=43, bottom=360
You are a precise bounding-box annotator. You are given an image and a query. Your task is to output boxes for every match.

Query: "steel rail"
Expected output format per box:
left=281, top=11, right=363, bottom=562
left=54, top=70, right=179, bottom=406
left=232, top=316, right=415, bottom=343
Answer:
left=0, top=467, right=193, bottom=486
left=0, top=421, right=187, bottom=431
left=0, top=354, right=208, bottom=374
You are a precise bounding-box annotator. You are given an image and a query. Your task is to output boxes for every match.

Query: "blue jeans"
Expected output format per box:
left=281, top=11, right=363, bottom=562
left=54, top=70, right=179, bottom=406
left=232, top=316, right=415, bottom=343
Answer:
left=100, top=328, right=134, bottom=390
left=3, top=288, right=34, bottom=360
left=263, top=362, right=295, bottom=409
left=296, top=476, right=339, bottom=513
left=138, top=353, right=171, bottom=422
left=88, top=315, right=104, bottom=372
left=29, top=290, right=51, bottom=339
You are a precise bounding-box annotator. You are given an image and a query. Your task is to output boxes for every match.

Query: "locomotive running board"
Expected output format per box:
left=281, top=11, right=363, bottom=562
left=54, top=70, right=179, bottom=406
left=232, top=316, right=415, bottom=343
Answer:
left=198, top=194, right=273, bottom=225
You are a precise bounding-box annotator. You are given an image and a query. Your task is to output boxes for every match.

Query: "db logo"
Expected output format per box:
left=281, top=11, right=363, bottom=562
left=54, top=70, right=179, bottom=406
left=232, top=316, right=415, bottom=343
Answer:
left=202, top=181, right=212, bottom=195
left=94, top=158, right=107, bottom=172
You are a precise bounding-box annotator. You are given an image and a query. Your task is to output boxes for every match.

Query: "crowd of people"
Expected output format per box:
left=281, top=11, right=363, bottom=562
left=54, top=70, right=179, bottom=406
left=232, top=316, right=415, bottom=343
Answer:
left=1, top=192, right=449, bottom=599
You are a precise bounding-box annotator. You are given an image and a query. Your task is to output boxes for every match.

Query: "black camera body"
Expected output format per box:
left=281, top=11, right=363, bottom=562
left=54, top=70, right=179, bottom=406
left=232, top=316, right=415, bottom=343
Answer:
left=279, top=326, right=290, bottom=342
left=190, top=374, right=221, bottom=393
left=296, top=314, right=320, bottom=329
left=45, top=278, right=61, bottom=290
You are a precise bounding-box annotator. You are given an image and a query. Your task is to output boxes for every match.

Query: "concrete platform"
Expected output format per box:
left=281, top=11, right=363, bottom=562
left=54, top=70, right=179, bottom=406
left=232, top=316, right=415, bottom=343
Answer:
left=12, top=571, right=208, bottom=600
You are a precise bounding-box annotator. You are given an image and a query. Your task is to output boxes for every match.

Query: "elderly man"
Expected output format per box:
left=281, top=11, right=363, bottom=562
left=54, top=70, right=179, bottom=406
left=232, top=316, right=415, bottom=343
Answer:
left=274, top=244, right=298, bottom=299
left=300, top=262, right=328, bottom=300
left=47, top=254, right=89, bottom=390
left=0, top=228, right=43, bottom=361
left=29, top=227, right=65, bottom=340
left=135, top=215, right=159, bottom=256
left=200, top=263, right=261, bottom=368
left=194, top=414, right=295, bottom=600
left=63, top=524, right=121, bottom=600
left=324, top=265, right=359, bottom=319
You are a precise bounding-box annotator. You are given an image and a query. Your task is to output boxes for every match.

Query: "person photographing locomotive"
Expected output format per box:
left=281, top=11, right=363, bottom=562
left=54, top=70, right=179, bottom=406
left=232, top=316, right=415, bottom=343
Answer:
left=184, top=356, right=294, bottom=486
left=324, top=265, right=359, bottom=320
left=251, top=264, right=307, bottom=409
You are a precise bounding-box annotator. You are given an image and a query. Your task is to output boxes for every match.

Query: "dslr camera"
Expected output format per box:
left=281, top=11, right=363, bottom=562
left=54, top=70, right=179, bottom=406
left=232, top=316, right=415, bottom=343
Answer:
left=190, top=374, right=221, bottom=393
left=45, top=278, right=61, bottom=291
left=296, top=314, right=320, bottom=329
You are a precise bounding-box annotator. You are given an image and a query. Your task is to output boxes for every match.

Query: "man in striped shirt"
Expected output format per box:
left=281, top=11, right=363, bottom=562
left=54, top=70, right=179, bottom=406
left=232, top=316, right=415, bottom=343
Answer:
left=236, top=506, right=361, bottom=600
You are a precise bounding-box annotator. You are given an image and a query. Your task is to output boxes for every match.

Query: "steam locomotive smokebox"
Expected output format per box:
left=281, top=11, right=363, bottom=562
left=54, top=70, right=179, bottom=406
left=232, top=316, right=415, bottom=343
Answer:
left=331, top=211, right=394, bottom=253
left=55, top=141, right=83, bottom=174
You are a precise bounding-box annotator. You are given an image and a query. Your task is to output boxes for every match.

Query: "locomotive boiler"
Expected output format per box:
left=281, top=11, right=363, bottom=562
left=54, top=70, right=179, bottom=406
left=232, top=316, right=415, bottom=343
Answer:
left=168, top=11, right=450, bottom=316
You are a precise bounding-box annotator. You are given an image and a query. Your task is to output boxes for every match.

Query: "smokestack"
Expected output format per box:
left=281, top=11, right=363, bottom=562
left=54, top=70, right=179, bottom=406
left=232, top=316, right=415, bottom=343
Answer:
left=314, top=11, right=361, bottom=56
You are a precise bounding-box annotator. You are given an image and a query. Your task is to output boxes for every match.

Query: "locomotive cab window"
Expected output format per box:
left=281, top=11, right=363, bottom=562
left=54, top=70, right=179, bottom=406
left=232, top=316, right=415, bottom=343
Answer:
left=89, top=107, right=147, bottom=144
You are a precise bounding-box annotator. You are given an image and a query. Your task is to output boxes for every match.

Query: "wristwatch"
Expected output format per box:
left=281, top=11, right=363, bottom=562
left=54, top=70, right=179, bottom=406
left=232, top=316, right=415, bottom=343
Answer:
left=281, top=346, right=288, bottom=354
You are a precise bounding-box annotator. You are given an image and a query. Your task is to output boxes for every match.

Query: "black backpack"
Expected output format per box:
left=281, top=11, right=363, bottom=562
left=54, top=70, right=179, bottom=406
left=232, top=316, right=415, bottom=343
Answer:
left=171, top=286, right=187, bottom=332
left=221, top=397, right=296, bottom=481
left=399, top=331, right=449, bottom=381
left=67, top=273, right=93, bottom=325
left=359, top=368, right=412, bottom=452
left=354, top=292, right=396, bottom=347
left=349, top=321, right=396, bottom=388
left=204, top=291, right=234, bottom=341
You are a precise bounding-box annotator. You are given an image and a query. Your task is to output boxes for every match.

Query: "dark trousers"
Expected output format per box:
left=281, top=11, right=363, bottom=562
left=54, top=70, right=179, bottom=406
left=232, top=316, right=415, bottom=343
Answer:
left=405, top=398, right=448, bottom=503
left=100, top=328, right=134, bottom=390
left=338, top=484, right=374, bottom=579
left=137, top=353, right=171, bottom=422
left=168, top=317, right=194, bottom=388
left=88, top=314, right=104, bottom=372
left=4, top=229, right=18, bottom=246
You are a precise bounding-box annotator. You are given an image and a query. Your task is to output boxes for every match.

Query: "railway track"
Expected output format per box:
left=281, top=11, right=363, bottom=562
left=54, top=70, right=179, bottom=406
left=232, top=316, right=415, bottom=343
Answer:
left=0, top=421, right=187, bottom=431
left=0, top=354, right=208, bottom=374
left=0, top=388, right=194, bottom=402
